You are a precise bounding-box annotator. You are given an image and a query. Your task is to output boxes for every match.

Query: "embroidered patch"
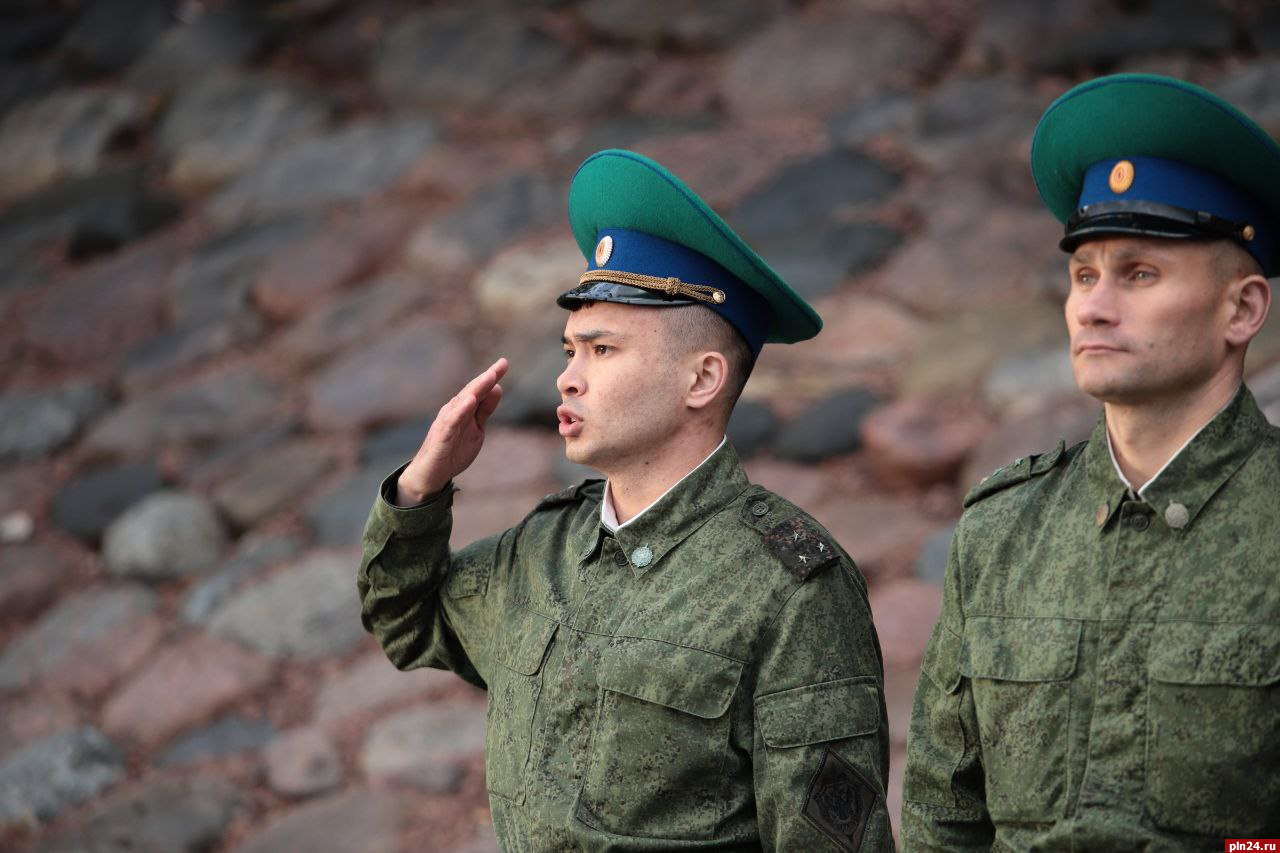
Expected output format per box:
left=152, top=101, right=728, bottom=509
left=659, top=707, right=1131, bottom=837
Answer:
left=802, top=747, right=876, bottom=852
left=763, top=517, right=836, bottom=580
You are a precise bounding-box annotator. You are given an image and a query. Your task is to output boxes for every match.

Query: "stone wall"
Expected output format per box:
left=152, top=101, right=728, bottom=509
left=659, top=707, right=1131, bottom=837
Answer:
left=1, top=0, right=1278, bottom=848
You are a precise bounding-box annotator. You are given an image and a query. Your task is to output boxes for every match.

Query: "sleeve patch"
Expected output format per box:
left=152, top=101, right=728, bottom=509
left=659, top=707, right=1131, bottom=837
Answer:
left=803, top=747, right=877, bottom=852
left=764, top=517, right=837, bottom=580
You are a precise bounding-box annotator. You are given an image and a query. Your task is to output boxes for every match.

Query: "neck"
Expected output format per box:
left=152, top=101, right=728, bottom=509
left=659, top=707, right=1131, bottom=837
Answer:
left=605, top=428, right=723, bottom=524
left=1104, top=369, right=1240, bottom=490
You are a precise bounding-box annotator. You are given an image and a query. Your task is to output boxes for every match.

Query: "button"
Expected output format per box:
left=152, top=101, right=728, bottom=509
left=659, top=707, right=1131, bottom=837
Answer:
left=631, top=545, right=653, bottom=568
left=1095, top=502, right=1109, bottom=527
left=1164, top=502, right=1189, bottom=530
left=750, top=501, right=769, bottom=517
left=1130, top=513, right=1150, bottom=532
left=613, top=550, right=628, bottom=567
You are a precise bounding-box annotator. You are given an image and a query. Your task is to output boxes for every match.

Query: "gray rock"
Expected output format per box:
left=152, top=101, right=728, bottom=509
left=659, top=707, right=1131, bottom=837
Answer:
left=828, top=90, right=918, bottom=150
left=0, top=60, right=64, bottom=121
left=773, top=388, right=880, bottom=463
left=182, top=419, right=299, bottom=491
left=0, top=8, right=68, bottom=64
left=983, top=347, right=1083, bottom=417
left=207, top=117, right=438, bottom=225
left=230, top=789, right=405, bottom=853
left=0, top=89, right=146, bottom=198
left=0, top=584, right=158, bottom=693
left=408, top=174, right=565, bottom=272
left=81, top=367, right=285, bottom=462
left=909, top=76, right=1045, bottom=169
left=1032, top=0, right=1236, bottom=75
left=1248, top=361, right=1280, bottom=427
left=158, top=716, right=276, bottom=767
left=916, top=522, right=957, bottom=586
left=721, top=13, right=937, bottom=118
left=0, top=167, right=179, bottom=263
left=360, top=703, right=486, bottom=792
left=183, top=534, right=302, bottom=625
left=51, top=461, right=165, bottom=543
left=173, top=215, right=319, bottom=324
left=489, top=344, right=565, bottom=429
left=276, top=273, right=429, bottom=370
left=303, top=465, right=391, bottom=548
left=0, top=382, right=108, bottom=461
left=127, top=5, right=281, bottom=92
left=60, top=0, right=173, bottom=76
left=120, top=317, right=261, bottom=393
left=33, top=776, right=243, bottom=853
left=212, top=439, right=338, bottom=529
left=1259, top=6, right=1280, bottom=53
left=102, top=491, right=227, bottom=580
left=373, top=7, right=570, bottom=110
left=305, top=317, right=469, bottom=431
left=362, top=419, right=428, bottom=467
left=158, top=73, right=333, bottom=191
left=209, top=553, right=368, bottom=659
left=579, top=0, right=781, bottom=48
left=732, top=151, right=900, bottom=242
left=0, top=727, right=123, bottom=827
left=726, top=400, right=777, bottom=459
left=755, top=221, right=902, bottom=299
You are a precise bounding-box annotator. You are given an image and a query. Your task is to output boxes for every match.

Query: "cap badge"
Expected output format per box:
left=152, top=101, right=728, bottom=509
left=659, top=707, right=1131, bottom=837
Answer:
left=1109, top=160, right=1135, bottom=194
left=1242, top=224, right=1256, bottom=242
left=594, top=235, right=614, bottom=266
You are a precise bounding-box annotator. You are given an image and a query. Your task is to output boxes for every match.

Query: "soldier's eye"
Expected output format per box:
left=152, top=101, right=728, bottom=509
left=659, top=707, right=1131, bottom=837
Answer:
left=564, top=349, right=574, bottom=360
left=593, top=345, right=609, bottom=356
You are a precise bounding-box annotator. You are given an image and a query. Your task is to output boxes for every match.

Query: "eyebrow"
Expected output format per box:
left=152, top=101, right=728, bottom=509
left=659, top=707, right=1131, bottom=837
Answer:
left=561, top=330, right=621, bottom=345
left=1071, top=243, right=1172, bottom=265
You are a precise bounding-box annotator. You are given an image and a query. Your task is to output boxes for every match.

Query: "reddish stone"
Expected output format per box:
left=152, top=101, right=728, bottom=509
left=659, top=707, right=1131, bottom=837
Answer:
left=211, top=439, right=340, bottom=528
left=869, top=579, right=943, bottom=672
left=961, top=398, right=1098, bottom=492
left=263, top=726, right=343, bottom=798
left=315, top=652, right=458, bottom=725
left=253, top=206, right=417, bottom=322
left=454, top=428, right=558, bottom=497
left=0, top=544, right=74, bottom=621
left=102, top=632, right=274, bottom=745
left=21, top=237, right=178, bottom=370
left=451, top=490, right=546, bottom=550
left=862, top=395, right=995, bottom=489
left=0, top=691, right=80, bottom=755
left=810, top=496, right=934, bottom=582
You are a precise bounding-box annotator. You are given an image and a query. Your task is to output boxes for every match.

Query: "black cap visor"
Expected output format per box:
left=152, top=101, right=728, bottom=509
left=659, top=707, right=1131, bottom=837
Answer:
left=557, top=279, right=700, bottom=309
left=1061, top=199, right=1251, bottom=252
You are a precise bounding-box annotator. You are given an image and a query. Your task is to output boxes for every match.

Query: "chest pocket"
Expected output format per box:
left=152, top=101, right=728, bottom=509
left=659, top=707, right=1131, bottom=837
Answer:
left=486, top=607, right=558, bottom=804
left=960, top=616, right=1081, bottom=823
left=1147, top=621, right=1280, bottom=837
left=576, top=637, right=744, bottom=841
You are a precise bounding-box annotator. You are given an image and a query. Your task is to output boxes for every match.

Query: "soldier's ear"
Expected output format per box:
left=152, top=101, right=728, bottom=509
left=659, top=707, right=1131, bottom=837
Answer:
left=1224, top=275, right=1270, bottom=348
left=685, top=351, right=728, bottom=411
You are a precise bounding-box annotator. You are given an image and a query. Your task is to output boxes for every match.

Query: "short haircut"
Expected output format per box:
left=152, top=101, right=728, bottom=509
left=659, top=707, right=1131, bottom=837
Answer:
left=1209, top=238, right=1264, bottom=285
left=661, top=304, right=753, bottom=416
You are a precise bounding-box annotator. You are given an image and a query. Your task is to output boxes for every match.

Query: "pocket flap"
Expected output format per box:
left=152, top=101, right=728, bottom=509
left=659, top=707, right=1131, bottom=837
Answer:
left=1149, top=621, right=1280, bottom=686
left=597, top=639, right=743, bottom=719
left=496, top=608, right=559, bottom=675
left=960, top=616, right=1081, bottom=682
left=755, top=677, right=881, bottom=748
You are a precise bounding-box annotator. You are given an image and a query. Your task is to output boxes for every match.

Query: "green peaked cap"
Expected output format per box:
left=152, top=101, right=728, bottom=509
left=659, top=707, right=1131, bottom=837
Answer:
left=1031, top=73, right=1280, bottom=228
left=567, top=149, right=822, bottom=344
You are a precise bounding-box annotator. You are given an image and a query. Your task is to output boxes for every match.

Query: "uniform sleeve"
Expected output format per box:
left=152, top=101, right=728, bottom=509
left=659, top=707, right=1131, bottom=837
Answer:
left=356, top=463, right=514, bottom=689
left=900, top=534, right=993, bottom=850
left=751, top=560, right=896, bottom=852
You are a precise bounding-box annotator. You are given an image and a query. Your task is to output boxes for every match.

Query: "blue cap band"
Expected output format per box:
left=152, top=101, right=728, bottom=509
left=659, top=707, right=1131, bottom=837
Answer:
left=585, top=227, right=772, bottom=357
left=1075, top=156, right=1275, bottom=272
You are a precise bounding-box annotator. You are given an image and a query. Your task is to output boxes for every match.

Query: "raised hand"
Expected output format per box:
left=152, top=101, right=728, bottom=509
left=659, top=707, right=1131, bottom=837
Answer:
left=395, top=358, right=508, bottom=506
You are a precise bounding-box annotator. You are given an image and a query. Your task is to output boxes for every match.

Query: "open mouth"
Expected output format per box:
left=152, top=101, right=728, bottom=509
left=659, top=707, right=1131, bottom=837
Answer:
left=557, top=406, right=584, bottom=437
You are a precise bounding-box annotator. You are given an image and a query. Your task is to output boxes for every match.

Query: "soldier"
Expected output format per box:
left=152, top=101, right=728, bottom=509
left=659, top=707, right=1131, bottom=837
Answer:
left=902, top=74, right=1280, bottom=850
left=359, top=149, right=895, bottom=851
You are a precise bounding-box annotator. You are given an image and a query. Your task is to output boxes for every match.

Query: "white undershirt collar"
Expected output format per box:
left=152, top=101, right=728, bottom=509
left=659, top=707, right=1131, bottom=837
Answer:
left=600, top=436, right=727, bottom=533
left=1105, top=390, right=1236, bottom=499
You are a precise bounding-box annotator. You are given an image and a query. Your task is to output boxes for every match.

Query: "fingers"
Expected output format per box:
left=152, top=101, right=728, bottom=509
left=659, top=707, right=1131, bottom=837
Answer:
left=475, top=383, right=503, bottom=429
left=462, top=358, right=509, bottom=403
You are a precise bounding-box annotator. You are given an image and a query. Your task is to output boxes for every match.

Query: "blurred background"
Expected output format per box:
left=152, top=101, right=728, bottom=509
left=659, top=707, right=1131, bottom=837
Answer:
left=1, top=0, right=1278, bottom=849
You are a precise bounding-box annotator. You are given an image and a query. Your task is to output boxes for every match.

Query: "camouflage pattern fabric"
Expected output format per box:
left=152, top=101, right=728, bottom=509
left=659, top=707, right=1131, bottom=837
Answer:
left=902, top=386, right=1280, bottom=851
left=358, top=442, right=896, bottom=851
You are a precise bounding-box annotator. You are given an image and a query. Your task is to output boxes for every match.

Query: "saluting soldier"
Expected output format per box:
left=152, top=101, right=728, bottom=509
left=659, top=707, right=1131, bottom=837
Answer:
left=359, top=149, right=895, bottom=851
left=902, top=74, right=1280, bottom=850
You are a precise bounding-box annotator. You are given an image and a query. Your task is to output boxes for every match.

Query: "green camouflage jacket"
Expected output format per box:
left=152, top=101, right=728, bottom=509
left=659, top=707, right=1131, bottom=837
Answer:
left=358, top=442, right=895, bottom=851
left=902, top=386, right=1280, bottom=851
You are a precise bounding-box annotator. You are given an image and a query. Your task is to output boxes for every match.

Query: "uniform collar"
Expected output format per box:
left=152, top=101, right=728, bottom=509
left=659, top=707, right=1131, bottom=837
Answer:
left=1086, top=385, right=1269, bottom=532
left=601, top=436, right=727, bottom=533
left=577, top=440, right=750, bottom=578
